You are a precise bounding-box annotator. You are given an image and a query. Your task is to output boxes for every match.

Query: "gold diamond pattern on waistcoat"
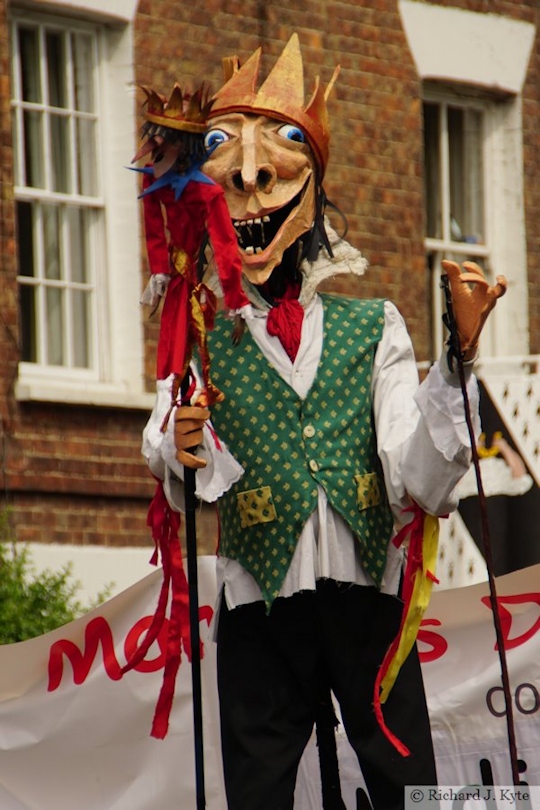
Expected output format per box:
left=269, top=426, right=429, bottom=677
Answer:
left=209, top=295, right=394, bottom=608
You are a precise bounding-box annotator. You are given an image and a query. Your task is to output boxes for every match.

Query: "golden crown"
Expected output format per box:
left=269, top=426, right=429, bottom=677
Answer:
left=140, top=83, right=211, bottom=134
left=208, top=34, right=340, bottom=176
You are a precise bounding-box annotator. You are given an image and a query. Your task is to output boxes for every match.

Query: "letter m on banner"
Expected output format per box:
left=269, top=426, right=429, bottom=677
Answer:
left=48, top=617, right=122, bottom=691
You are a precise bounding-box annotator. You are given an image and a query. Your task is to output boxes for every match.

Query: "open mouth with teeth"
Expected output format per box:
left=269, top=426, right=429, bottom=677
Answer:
left=233, top=194, right=300, bottom=256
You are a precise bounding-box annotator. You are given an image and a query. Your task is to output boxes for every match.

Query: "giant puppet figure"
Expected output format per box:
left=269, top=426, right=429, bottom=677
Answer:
left=143, top=35, right=506, bottom=810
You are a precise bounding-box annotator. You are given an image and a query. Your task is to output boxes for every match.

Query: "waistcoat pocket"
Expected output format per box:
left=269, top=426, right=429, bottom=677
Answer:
left=237, top=486, right=277, bottom=528
left=354, top=472, right=382, bottom=511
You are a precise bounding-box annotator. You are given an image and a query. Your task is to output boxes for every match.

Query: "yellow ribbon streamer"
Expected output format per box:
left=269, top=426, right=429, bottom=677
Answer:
left=379, top=513, right=440, bottom=703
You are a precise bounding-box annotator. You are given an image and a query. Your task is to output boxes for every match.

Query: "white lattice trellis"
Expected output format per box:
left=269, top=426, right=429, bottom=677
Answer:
left=481, top=372, right=540, bottom=487
left=435, top=511, right=487, bottom=590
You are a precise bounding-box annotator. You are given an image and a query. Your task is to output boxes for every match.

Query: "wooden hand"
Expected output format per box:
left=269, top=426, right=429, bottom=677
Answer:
left=174, top=406, right=211, bottom=469
left=441, top=260, right=507, bottom=361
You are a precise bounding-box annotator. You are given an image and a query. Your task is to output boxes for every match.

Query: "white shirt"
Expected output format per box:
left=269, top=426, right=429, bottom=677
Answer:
left=142, top=295, right=479, bottom=610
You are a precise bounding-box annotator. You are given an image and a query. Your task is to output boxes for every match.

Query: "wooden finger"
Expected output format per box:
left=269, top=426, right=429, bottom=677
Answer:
left=461, top=261, right=485, bottom=276
left=458, top=272, right=489, bottom=287
left=174, top=406, right=210, bottom=423
left=175, top=419, right=206, bottom=434
left=175, top=429, right=204, bottom=450
left=175, top=449, right=207, bottom=469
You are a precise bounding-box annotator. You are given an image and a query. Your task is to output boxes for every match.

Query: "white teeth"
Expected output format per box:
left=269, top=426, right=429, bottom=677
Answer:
left=234, top=217, right=269, bottom=226
left=234, top=216, right=270, bottom=254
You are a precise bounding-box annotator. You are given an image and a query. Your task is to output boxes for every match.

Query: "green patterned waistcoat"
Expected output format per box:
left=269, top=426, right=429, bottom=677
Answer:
left=208, top=293, right=394, bottom=607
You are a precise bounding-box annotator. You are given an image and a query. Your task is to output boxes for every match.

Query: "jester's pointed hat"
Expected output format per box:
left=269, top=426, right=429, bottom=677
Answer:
left=208, top=33, right=340, bottom=177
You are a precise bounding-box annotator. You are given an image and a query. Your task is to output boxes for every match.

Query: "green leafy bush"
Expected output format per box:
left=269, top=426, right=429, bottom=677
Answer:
left=0, top=510, right=111, bottom=644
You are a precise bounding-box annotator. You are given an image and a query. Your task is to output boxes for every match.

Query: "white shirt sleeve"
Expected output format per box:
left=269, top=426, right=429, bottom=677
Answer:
left=373, top=301, right=480, bottom=522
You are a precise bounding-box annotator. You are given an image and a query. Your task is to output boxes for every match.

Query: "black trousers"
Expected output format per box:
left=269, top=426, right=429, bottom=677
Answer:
left=217, top=580, right=437, bottom=810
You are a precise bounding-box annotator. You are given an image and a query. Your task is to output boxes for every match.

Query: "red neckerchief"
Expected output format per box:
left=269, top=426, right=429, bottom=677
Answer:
left=265, top=282, right=304, bottom=362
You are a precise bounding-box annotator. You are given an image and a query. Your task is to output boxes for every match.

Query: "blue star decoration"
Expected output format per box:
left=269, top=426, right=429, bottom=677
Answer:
left=130, top=161, right=215, bottom=200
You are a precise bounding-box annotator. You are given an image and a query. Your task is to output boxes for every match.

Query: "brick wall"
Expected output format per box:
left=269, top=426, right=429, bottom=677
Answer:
left=1, top=0, right=540, bottom=558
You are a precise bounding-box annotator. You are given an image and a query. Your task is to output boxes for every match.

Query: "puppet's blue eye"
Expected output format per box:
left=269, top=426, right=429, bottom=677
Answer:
left=204, top=129, right=229, bottom=152
left=277, top=124, right=306, bottom=143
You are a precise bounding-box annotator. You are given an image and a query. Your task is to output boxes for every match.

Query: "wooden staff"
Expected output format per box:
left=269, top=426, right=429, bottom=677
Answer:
left=180, top=374, right=207, bottom=809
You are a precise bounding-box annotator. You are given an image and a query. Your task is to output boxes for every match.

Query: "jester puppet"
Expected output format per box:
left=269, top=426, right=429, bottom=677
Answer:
left=142, top=34, right=506, bottom=810
left=133, top=82, right=250, bottom=426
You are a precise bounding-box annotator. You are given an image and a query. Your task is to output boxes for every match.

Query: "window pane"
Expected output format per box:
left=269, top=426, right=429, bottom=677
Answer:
left=46, top=31, right=67, bottom=108
left=46, top=286, right=64, bottom=365
left=448, top=107, right=465, bottom=241
left=23, top=110, right=45, bottom=188
left=72, top=289, right=90, bottom=367
left=18, top=27, right=41, bottom=103
left=464, top=109, right=484, bottom=244
left=17, top=201, right=35, bottom=277
left=72, top=32, right=95, bottom=113
left=76, top=118, right=98, bottom=196
left=19, top=284, right=37, bottom=362
left=448, top=106, right=484, bottom=244
left=423, top=102, right=441, bottom=239
left=67, top=206, right=89, bottom=282
left=43, top=204, right=62, bottom=280
left=50, top=114, right=72, bottom=193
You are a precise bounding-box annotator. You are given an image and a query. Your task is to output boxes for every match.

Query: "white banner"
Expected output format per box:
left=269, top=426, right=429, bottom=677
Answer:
left=0, top=559, right=538, bottom=809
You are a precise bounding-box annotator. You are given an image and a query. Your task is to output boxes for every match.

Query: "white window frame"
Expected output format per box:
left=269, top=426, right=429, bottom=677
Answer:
left=424, top=88, right=494, bottom=358
left=12, top=15, right=104, bottom=376
left=400, top=0, right=534, bottom=363
left=11, top=2, right=152, bottom=409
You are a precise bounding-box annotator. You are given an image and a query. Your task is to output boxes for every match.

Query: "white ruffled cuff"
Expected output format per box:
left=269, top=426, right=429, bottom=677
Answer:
left=161, top=409, right=244, bottom=503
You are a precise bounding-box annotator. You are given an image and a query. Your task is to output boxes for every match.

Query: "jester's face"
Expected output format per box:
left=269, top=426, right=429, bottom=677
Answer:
left=203, top=112, right=317, bottom=286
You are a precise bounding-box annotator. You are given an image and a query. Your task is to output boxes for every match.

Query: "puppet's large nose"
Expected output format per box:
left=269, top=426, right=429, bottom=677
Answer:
left=231, top=164, right=276, bottom=193
left=231, top=128, right=277, bottom=193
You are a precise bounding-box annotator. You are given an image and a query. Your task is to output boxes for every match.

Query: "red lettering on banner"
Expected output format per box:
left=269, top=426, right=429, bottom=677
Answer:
left=480, top=592, right=540, bottom=651
left=47, top=605, right=214, bottom=691
left=123, top=617, right=168, bottom=673
left=418, top=619, right=448, bottom=663
left=48, top=616, right=122, bottom=691
left=199, top=604, right=213, bottom=627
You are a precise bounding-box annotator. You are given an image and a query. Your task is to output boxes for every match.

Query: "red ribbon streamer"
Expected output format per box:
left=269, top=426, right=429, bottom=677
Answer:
left=121, top=480, right=200, bottom=739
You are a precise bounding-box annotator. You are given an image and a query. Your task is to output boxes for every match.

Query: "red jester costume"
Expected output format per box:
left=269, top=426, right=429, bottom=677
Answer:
left=142, top=35, right=506, bottom=810
left=135, top=84, right=250, bottom=416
